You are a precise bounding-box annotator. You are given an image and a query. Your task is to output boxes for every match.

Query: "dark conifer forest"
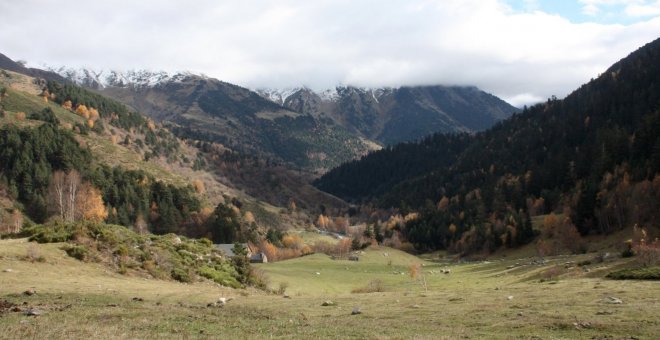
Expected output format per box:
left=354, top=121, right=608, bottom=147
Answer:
left=315, top=38, right=660, bottom=252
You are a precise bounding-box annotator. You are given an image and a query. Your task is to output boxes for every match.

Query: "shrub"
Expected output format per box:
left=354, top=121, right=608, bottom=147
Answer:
left=199, top=266, right=242, bottom=288
left=62, top=244, right=88, bottom=261
left=277, top=281, right=289, bottom=295
left=249, top=267, right=270, bottom=289
left=24, top=244, right=46, bottom=263
left=351, top=279, right=386, bottom=294
left=171, top=267, right=193, bottom=283
left=607, top=267, right=660, bottom=280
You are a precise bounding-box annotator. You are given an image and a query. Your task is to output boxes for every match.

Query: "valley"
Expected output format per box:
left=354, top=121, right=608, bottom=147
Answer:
left=1, top=236, right=658, bottom=339
left=0, top=11, right=659, bottom=340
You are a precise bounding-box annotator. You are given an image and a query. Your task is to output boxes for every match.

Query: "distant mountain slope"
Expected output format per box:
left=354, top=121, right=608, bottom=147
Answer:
left=46, top=67, right=379, bottom=171
left=256, top=85, right=518, bottom=145
left=0, top=53, right=66, bottom=83
left=314, top=37, right=660, bottom=250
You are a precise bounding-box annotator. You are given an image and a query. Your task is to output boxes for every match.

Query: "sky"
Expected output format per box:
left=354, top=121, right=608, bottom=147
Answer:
left=1, top=1, right=659, bottom=106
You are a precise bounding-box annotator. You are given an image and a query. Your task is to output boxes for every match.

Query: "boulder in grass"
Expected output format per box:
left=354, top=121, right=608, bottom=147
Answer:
left=321, top=300, right=335, bottom=306
left=605, top=297, right=623, bottom=304
left=351, top=306, right=361, bottom=315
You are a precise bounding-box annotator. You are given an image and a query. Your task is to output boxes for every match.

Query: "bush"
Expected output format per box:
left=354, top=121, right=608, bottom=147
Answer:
left=351, top=279, right=386, bottom=293
left=198, top=266, right=242, bottom=288
left=27, top=222, right=75, bottom=243
left=62, top=244, right=88, bottom=261
left=607, top=267, right=660, bottom=280
left=171, top=267, right=193, bottom=283
left=277, top=281, right=289, bottom=295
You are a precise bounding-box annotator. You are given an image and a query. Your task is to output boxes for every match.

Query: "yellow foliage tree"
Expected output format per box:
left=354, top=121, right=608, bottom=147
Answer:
left=89, top=107, right=100, bottom=121
left=75, top=104, right=90, bottom=119
left=76, top=183, right=108, bottom=222
left=15, top=111, right=26, bottom=121
left=62, top=100, right=73, bottom=110
left=192, top=179, right=205, bottom=194
left=282, top=235, right=305, bottom=250
left=243, top=211, right=256, bottom=225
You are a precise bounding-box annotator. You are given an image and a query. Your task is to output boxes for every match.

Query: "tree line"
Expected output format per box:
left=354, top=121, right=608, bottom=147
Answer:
left=315, top=37, right=660, bottom=253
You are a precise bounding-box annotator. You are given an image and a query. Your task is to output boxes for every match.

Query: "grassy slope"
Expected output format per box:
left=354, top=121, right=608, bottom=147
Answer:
left=1, top=238, right=658, bottom=339
left=0, top=69, right=279, bottom=210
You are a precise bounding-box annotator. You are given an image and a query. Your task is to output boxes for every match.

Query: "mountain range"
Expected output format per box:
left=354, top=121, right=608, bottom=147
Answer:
left=256, top=85, right=518, bottom=145
left=39, top=64, right=518, bottom=169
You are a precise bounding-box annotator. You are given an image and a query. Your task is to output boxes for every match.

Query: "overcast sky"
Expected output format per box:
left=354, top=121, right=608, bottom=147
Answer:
left=1, top=0, right=659, bottom=106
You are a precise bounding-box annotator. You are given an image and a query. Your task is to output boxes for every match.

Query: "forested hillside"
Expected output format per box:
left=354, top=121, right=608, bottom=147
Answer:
left=316, top=38, right=660, bottom=252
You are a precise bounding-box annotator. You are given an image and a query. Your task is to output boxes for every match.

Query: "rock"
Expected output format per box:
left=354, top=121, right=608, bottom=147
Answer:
left=596, top=310, right=613, bottom=315
left=321, top=300, right=335, bottom=306
left=315, top=272, right=321, bottom=275
left=507, top=296, right=514, bottom=300
left=351, top=307, right=361, bottom=315
left=107, top=303, right=119, bottom=307
left=2, top=269, right=13, bottom=273
left=24, top=308, right=44, bottom=316
left=23, top=289, right=36, bottom=296
left=517, top=312, right=524, bottom=316
left=411, top=304, right=421, bottom=309
left=283, top=294, right=290, bottom=299
left=605, top=297, right=623, bottom=304
left=132, top=297, right=144, bottom=302
left=218, top=297, right=227, bottom=304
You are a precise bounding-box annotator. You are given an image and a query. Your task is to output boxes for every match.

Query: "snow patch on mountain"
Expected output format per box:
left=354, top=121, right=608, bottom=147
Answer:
left=45, top=66, right=193, bottom=89
left=254, top=87, right=303, bottom=105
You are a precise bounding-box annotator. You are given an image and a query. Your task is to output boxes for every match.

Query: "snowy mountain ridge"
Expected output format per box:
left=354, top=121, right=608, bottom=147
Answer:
left=44, top=66, right=195, bottom=89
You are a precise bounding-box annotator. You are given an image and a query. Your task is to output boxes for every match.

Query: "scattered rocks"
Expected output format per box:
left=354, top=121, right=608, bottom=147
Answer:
left=24, top=308, right=44, bottom=316
left=0, top=299, right=17, bottom=314
left=321, top=300, right=335, bottom=306
left=507, top=296, right=514, bottom=301
left=351, top=306, right=361, bottom=315
left=573, top=321, right=592, bottom=330
left=604, top=297, right=623, bottom=304
left=23, top=289, right=36, bottom=296
left=596, top=310, right=614, bottom=315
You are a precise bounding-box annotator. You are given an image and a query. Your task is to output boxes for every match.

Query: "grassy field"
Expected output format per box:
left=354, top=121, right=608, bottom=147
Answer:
left=1, top=238, right=659, bottom=339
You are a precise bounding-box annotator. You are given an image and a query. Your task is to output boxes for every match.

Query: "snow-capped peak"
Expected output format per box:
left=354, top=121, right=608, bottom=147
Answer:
left=254, top=87, right=305, bottom=105
left=44, top=65, right=192, bottom=89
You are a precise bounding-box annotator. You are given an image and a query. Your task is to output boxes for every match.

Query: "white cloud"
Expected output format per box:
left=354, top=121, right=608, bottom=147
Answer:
left=0, top=0, right=659, bottom=106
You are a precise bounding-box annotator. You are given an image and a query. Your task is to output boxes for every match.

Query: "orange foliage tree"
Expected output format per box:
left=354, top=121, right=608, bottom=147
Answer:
left=76, top=183, right=108, bottom=222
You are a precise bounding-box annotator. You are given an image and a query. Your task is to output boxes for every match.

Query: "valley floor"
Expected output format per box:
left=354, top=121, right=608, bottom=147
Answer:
left=1, top=238, right=658, bottom=339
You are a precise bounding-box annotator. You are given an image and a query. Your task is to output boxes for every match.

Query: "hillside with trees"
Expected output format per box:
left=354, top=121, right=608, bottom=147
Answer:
left=315, top=37, right=660, bottom=253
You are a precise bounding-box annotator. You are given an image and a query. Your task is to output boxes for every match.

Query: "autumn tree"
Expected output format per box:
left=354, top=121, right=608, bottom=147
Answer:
left=76, top=183, right=108, bottom=222
left=62, top=100, right=73, bottom=110
left=134, top=214, right=148, bottom=234
left=48, top=170, right=107, bottom=223
left=75, top=104, right=90, bottom=119
left=282, top=235, right=305, bottom=250
left=192, top=179, right=205, bottom=194
left=243, top=211, right=256, bottom=225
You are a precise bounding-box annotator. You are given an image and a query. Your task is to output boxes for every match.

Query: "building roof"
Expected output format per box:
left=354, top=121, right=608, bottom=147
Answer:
left=214, top=243, right=248, bottom=257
